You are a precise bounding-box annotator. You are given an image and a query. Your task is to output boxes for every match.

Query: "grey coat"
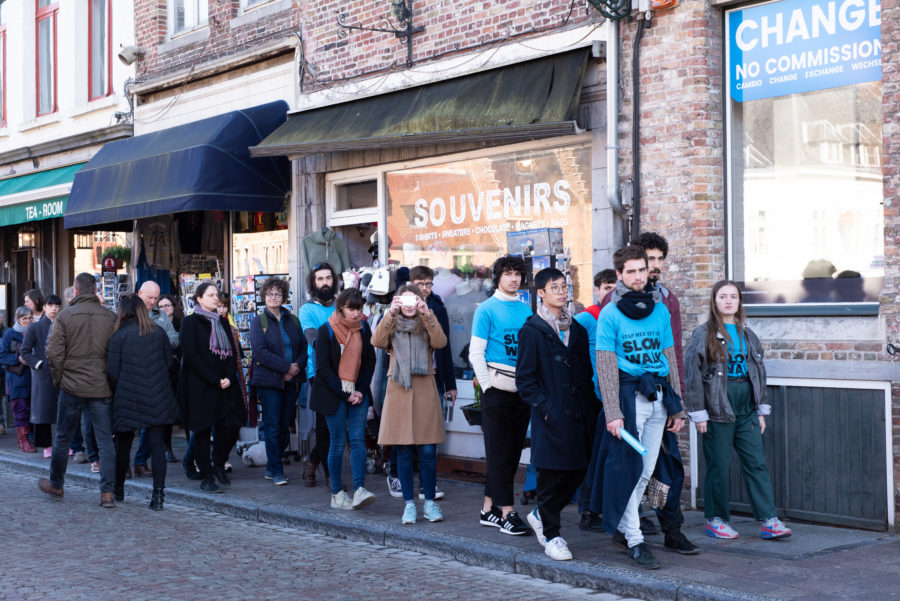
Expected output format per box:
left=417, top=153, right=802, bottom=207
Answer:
left=20, top=315, right=59, bottom=424
left=683, top=322, right=769, bottom=424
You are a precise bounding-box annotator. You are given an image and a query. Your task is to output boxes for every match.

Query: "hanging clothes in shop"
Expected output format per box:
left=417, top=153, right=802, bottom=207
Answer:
left=443, top=280, right=488, bottom=369
left=301, top=227, right=351, bottom=274
left=137, top=215, right=178, bottom=270
left=202, top=211, right=226, bottom=253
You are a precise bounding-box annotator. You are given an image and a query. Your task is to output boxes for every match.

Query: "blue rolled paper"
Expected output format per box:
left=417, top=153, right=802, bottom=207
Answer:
left=620, top=428, right=648, bottom=456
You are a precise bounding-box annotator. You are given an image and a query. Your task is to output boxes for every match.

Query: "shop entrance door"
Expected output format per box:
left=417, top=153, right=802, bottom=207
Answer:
left=696, top=382, right=890, bottom=531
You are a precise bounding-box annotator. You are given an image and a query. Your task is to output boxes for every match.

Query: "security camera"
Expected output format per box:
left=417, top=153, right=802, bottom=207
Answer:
left=118, top=46, right=144, bottom=66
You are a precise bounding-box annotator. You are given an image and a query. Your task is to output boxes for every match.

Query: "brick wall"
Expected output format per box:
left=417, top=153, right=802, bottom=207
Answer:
left=880, top=0, right=900, bottom=505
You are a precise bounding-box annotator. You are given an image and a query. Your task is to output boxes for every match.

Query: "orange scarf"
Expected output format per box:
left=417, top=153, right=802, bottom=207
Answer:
left=328, top=311, right=363, bottom=393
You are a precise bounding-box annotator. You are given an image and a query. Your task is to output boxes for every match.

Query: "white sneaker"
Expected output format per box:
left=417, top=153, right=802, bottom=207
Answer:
left=387, top=476, right=403, bottom=498
left=526, top=508, right=546, bottom=547
left=418, top=487, right=445, bottom=500
left=544, top=536, right=573, bottom=561
left=330, top=490, right=353, bottom=510
left=352, top=486, right=376, bottom=509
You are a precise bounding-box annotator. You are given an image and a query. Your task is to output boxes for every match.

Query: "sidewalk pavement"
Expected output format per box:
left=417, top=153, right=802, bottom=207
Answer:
left=1, top=430, right=896, bottom=601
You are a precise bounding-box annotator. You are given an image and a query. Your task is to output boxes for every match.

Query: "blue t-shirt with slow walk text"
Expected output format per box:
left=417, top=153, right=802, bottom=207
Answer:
left=471, top=295, right=532, bottom=367
left=725, top=323, right=748, bottom=378
left=574, top=310, right=601, bottom=400
left=596, top=301, right=673, bottom=377
left=298, top=301, right=335, bottom=380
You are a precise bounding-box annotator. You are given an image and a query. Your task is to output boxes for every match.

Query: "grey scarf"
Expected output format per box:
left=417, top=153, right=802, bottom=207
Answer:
left=537, top=302, right=572, bottom=347
left=390, top=315, right=430, bottom=390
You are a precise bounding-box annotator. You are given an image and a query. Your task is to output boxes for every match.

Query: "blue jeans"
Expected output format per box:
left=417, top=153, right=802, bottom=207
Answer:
left=324, top=399, right=368, bottom=495
left=134, top=428, right=150, bottom=466
left=49, top=392, right=115, bottom=493
left=397, top=444, right=436, bottom=501
left=258, top=385, right=299, bottom=477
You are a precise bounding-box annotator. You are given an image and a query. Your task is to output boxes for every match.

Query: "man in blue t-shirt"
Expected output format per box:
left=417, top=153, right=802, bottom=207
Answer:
left=594, top=246, right=685, bottom=570
left=298, top=262, right=337, bottom=488
left=470, top=255, right=533, bottom=536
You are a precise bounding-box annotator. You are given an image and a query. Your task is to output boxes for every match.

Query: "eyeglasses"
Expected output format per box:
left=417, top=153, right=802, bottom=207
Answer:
left=544, top=285, right=567, bottom=294
left=158, top=303, right=173, bottom=309
left=413, top=281, right=434, bottom=289
left=265, top=293, right=283, bottom=299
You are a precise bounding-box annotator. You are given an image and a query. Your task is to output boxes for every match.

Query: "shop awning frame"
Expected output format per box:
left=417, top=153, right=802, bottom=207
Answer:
left=64, top=101, right=291, bottom=230
left=250, top=50, right=590, bottom=158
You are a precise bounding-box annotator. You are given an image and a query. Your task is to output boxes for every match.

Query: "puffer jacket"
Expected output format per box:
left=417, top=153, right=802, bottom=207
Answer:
left=683, top=321, right=769, bottom=423
left=47, top=293, right=117, bottom=398
left=107, top=318, right=179, bottom=433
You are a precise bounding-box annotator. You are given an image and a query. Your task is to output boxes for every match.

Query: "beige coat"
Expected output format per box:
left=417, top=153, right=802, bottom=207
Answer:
left=373, top=310, right=448, bottom=445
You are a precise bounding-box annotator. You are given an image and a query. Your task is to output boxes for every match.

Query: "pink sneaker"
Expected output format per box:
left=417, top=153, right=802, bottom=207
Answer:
left=90, top=461, right=100, bottom=473
left=761, top=518, right=792, bottom=539
left=68, top=448, right=74, bottom=456
left=706, top=517, right=739, bottom=539
left=43, top=447, right=52, bottom=458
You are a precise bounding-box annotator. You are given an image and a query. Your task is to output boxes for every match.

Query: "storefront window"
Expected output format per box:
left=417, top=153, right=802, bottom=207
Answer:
left=231, top=210, right=288, bottom=277
left=726, top=0, right=883, bottom=306
left=386, top=143, right=592, bottom=378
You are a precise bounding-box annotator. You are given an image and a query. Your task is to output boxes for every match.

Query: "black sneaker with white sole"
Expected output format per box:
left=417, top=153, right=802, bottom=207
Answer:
left=479, top=506, right=503, bottom=528
left=627, top=542, right=660, bottom=569
left=498, top=511, right=532, bottom=536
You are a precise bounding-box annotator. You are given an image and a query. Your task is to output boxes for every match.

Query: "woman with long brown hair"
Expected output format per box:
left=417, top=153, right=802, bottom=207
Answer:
left=107, top=294, right=179, bottom=510
left=684, top=280, right=791, bottom=540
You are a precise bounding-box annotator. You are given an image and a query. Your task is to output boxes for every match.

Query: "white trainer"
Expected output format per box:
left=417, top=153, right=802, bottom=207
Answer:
left=352, top=486, right=376, bottom=509
left=544, top=537, right=573, bottom=561
left=331, top=490, right=353, bottom=510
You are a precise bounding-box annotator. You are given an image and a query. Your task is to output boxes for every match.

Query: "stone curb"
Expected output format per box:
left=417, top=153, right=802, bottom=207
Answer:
left=3, top=453, right=780, bottom=601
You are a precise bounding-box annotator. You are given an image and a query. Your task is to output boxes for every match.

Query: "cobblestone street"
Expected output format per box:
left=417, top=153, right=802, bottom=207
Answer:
left=1, top=469, right=644, bottom=601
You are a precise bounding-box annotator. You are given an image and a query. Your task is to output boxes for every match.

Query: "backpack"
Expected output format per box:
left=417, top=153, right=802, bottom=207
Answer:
left=259, top=311, right=300, bottom=334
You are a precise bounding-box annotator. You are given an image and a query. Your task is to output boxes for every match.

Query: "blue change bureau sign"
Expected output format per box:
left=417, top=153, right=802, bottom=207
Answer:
left=728, top=0, right=882, bottom=102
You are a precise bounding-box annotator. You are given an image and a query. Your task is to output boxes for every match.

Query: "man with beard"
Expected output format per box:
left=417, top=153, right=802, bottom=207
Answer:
left=299, top=262, right=338, bottom=487
left=598, top=233, right=697, bottom=556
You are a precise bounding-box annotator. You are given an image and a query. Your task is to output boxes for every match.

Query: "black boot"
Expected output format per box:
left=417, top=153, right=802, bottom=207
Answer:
left=149, top=487, right=165, bottom=511
left=200, top=476, right=222, bottom=494
left=212, top=465, right=231, bottom=486
left=165, top=445, right=179, bottom=463
left=114, top=481, right=125, bottom=502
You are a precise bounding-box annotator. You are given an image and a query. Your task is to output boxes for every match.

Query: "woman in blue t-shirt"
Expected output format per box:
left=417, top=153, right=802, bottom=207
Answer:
left=683, top=280, right=792, bottom=541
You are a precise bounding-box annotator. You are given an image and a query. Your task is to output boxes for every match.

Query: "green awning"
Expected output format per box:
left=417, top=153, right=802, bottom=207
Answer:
left=0, top=163, right=84, bottom=227
left=250, top=50, right=590, bottom=158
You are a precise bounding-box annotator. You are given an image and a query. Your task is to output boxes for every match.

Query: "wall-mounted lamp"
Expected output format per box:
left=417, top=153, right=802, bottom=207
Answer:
left=118, top=45, right=145, bottom=66
left=337, top=0, right=424, bottom=67
left=74, top=232, right=93, bottom=250
left=17, top=225, right=37, bottom=250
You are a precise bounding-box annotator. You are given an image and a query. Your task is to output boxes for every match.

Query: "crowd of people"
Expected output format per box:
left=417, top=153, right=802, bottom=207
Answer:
left=1, top=231, right=790, bottom=569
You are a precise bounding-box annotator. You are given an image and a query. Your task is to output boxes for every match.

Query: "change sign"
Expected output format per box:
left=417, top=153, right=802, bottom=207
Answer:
left=728, top=0, right=881, bottom=102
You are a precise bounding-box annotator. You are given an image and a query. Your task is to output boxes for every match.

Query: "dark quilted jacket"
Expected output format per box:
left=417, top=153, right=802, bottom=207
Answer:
left=107, top=319, right=178, bottom=433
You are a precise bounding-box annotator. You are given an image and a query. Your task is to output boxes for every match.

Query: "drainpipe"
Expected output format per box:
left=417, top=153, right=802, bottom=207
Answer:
left=606, top=20, right=625, bottom=243
left=630, top=10, right=652, bottom=242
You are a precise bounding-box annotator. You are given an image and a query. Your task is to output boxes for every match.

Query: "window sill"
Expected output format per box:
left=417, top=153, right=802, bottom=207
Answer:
left=232, top=0, right=292, bottom=28
left=18, top=113, right=61, bottom=133
left=67, top=95, right=120, bottom=118
left=158, top=26, right=210, bottom=55
left=745, top=303, right=880, bottom=317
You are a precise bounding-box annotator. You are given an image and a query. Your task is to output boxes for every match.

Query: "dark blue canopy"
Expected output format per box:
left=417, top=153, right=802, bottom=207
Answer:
left=65, top=100, right=290, bottom=229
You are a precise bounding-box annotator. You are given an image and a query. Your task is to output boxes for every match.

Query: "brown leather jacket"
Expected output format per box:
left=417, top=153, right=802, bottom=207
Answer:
left=47, top=293, right=117, bottom=398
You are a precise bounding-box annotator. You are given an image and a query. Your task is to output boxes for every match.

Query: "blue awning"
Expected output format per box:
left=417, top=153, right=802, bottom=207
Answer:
left=64, top=101, right=290, bottom=229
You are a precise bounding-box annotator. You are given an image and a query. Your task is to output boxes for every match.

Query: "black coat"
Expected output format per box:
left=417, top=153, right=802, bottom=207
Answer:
left=515, top=314, right=600, bottom=471
left=248, top=307, right=307, bottom=390
left=309, top=321, right=375, bottom=416
left=177, top=313, right=244, bottom=432
left=427, top=293, right=456, bottom=394
left=21, top=315, right=58, bottom=424
left=107, top=319, right=179, bottom=433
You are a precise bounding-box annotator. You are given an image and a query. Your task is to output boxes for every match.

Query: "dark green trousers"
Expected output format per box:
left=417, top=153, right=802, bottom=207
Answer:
left=703, top=381, right=777, bottom=521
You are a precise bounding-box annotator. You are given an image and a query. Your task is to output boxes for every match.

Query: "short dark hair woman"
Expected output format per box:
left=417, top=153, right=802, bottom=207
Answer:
left=373, top=284, right=447, bottom=524
left=249, top=277, right=307, bottom=486
left=178, top=282, right=245, bottom=493
left=24, top=289, right=45, bottom=321
left=309, top=288, right=376, bottom=510
left=107, top=295, right=179, bottom=510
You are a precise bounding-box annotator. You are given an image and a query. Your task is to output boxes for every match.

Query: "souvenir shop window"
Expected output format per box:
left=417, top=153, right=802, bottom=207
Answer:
left=232, top=210, right=288, bottom=277
left=725, top=0, right=883, bottom=314
left=385, top=143, right=592, bottom=378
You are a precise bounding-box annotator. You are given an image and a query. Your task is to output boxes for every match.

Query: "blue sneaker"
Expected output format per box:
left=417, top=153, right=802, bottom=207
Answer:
left=264, top=471, right=275, bottom=480
left=402, top=502, right=417, bottom=524
left=273, top=474, right=288, bottom=486
left=423, top=500, right=443, bottom=522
